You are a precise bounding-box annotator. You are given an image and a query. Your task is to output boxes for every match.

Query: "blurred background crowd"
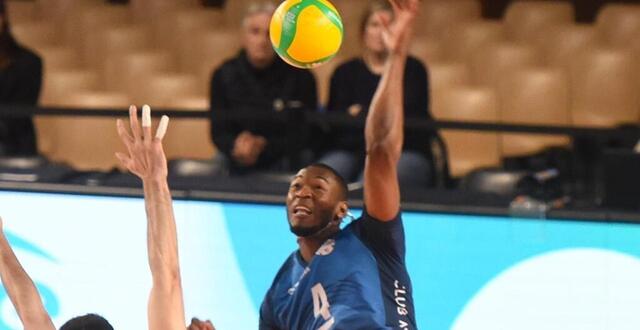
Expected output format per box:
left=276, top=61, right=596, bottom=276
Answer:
left=1, top=0, right=640, bottom=211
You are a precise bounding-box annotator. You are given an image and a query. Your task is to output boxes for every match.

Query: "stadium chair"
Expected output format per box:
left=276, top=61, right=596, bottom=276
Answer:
left=183, top=29, right=241, bottom=87
left=541, top=24, right=599, bottom=69
left=40, top=70, right=100, bottom=107
left=90, top=25, right=154, bottom=83
left=503, top=1, right=574, bottom=45
left=71, top=5, right=132, bottom=67
left=38, top=47, right=78, bottom=72
left=6, top=0, right=37, bottom=24
left=156, top=8, right=226, bottom=51
left=135, top=73, right=203, bottom=108
left=35, top=92, right=130, bottom=171
left=471, top=42, right=539, bottom=87
left=570, top=47, right=640, bottom=127
left=324, top=0, right=367, bottom=58
left=104, top=51, right=175, bottom=99
left=11, top=22, right=59, bottom=49
left=418, top=0, right=482, bottom=39
left=596, top=4, right=640, bottom=48
left=163, top=96, right=216, bottom=161
left=166, top=96, right=209, bottom=111
left=432, top=87, right=500, bottom=178
left=36, top=0, right=103, bottom=19
left=410, top=37, right=444, bottom=65
left=444, top=21, right=506, bottom=63
left=130, top=0, right=198, bottom=21
left=223, top=0, right=256, bottom=27
left=429, top=62, right=471, bottom=113
left=312, top=55, right=347, bottom=108
left=498, top=67, right=571, bottom=157
left=330, top=0, right=368, bottom=25
left=461, top=168, right=527, bottom=195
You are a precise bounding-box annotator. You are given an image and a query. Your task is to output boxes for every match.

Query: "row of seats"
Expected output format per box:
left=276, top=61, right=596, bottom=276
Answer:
left=5, top=0, right=640, bottom=178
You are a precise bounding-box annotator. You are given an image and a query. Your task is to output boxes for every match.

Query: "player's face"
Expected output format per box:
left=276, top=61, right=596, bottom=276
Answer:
left=286, top=167, right=344, bottom=237
left=363, top=10, right=392, bottom=55
left=243, top=12, right=275, bottom=68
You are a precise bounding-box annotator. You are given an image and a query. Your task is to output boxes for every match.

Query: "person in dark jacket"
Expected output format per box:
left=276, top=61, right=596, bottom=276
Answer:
left=209, top=1, right=317, bottom=174
left=0, top=0, right=42, bottom=156
left=318, top=0, right=434, bottom=187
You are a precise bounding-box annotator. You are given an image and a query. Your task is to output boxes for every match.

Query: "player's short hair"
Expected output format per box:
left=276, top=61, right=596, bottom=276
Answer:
left=242, top=1, right=277, bottom=27
left=360, top=0, right=393, bottom=37
left=60, top=314, right=114, bottom=330
left=307, top=163, right=348, bottom=201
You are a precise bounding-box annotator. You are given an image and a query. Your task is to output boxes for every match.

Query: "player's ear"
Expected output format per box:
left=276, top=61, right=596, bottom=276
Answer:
left=335, top=201, right=348, bottom=221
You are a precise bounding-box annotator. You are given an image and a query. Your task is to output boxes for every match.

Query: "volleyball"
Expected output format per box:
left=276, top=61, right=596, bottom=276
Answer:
left=269, top=0, right=343, bottom=69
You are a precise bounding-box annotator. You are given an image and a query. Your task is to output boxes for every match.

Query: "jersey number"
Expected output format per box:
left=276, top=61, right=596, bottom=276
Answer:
left=312, top=283, right=335, bottom=330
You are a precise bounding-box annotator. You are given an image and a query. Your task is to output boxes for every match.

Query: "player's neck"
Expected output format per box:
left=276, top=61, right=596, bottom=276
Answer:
left=297, top=229, right=339, bottom=263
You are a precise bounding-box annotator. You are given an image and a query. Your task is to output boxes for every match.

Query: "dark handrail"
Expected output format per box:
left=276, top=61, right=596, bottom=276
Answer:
left=0, top=105, right=638, bottom=139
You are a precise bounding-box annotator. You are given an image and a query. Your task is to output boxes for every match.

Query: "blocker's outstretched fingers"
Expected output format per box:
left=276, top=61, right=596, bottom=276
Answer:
left=116, top=119, right=134, bottom=149
left=115, top=152, right=133, bottom=169
left=388, top=0, right=400, bottom=11
left=155, top=115, right=169, bottom=141
left=142, top=104, right=152, bottom=143
left=129, top=105, right=142, bottom=141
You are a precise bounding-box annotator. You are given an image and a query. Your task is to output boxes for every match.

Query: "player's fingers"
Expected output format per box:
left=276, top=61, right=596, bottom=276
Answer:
left=116, top=119, right=134, bottom=147
left=115, top=152, right=132, bottom=168
left=142, top=104, right=152, bottom=143
left=155, top=115, right=169, bottom=141
left=388, top=0, right=400, bottom=11
left=128, top=105, right=142, bottom=142
left=377, top=12, right=391, bottom=32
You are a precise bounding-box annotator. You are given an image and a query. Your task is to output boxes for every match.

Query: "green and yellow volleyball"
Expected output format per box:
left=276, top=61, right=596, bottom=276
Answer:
left=270, top=0, right=343, bottom=69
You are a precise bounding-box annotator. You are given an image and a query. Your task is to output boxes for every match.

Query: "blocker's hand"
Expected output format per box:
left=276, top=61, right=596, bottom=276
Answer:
left=116, top=105, right=170, bottom=181
left=380, top=0, right=419, bottom=55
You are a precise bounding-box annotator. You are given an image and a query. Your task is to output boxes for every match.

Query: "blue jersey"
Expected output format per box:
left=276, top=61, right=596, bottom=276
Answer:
left=260, top=210, right=416, bottom=330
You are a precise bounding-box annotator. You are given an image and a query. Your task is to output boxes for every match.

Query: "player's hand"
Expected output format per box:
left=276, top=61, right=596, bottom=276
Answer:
left=187, top=318, right=216, bottom=330
left=381, top=0, right=419, bottom=55
left=116, top=105, right=170, bottom=182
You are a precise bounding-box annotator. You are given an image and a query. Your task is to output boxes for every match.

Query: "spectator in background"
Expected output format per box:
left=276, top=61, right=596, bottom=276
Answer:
left=209, top=1, right=317, bottom=175
left=0, top=0, right=42, bottom=157
left=318, top=0, right=435, bottom=187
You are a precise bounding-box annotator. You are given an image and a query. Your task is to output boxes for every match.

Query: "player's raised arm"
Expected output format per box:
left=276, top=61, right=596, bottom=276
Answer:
left=0, top=217, right=55, bottom=330
left=363, top=0, right=419, bottom=221
left=116, top=105, right=186, bottom=330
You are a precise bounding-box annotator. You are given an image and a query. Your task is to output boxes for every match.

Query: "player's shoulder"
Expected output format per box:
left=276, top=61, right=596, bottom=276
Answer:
left=361, top=208, right=403, bottom=224
left=273, top=251, right=299, bottom=278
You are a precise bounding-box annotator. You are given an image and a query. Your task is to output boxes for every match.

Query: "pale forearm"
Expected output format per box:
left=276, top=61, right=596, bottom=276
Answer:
left=0, top=234, right=54, bottom=329
left=143, top=178, right=181, bottom=286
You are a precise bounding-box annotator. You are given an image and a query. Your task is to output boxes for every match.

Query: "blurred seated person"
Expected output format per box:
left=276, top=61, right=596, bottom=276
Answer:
left=209, top=1, right=317, bottom=175
left=318, top=0, right=435, bottom=187
left=201, top=0, right=225, bottom=7
left=0, top=1, right=42, bottom=156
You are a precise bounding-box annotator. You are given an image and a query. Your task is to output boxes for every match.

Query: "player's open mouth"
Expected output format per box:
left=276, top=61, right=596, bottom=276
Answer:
left=293, top=206, right=312, bottom=215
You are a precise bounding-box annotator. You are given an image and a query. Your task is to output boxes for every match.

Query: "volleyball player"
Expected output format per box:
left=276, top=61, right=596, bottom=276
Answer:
left=0, top=106, right=188, bottom=330
left=259, top=0, right=419, bottom=328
